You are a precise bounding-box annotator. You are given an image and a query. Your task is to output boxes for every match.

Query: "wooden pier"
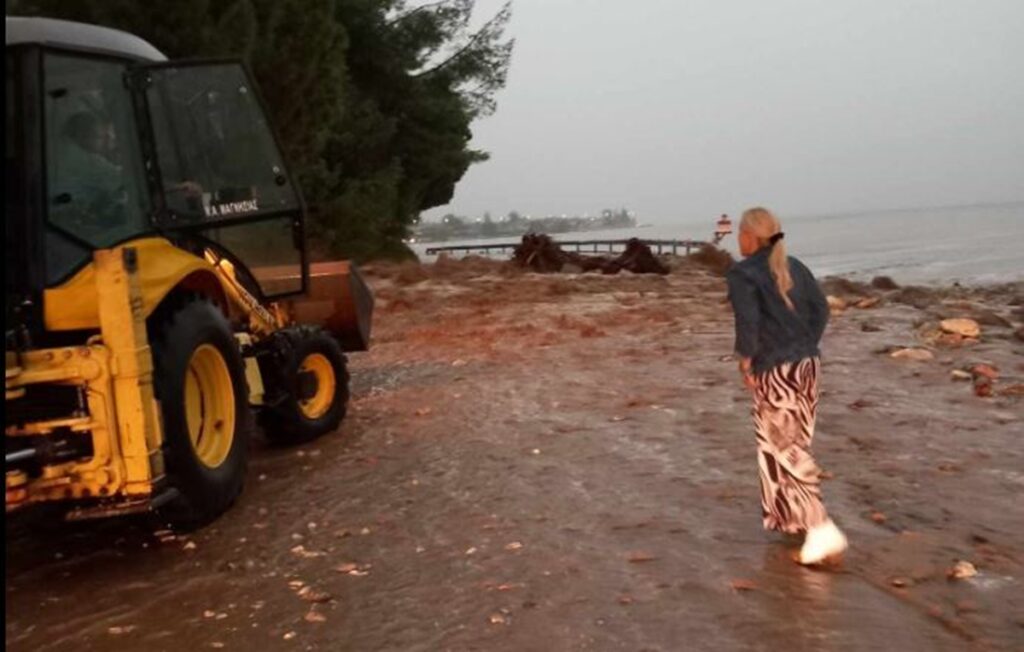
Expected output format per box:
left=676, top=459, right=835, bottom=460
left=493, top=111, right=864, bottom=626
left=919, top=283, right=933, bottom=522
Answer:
left=424, top=238, right=706, bottom=258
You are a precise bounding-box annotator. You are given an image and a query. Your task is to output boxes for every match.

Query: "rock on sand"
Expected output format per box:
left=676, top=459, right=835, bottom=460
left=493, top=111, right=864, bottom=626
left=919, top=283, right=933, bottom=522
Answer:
left=940, top=318, right=981, bottom=338
left=890, top=348, right=935, bottom=362
left=827, top=296, right=847, bottom=313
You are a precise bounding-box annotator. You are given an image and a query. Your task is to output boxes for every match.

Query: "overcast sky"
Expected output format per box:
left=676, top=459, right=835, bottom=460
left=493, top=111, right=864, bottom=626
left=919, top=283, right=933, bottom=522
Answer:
left=423, top=0, right=1024, bottom=224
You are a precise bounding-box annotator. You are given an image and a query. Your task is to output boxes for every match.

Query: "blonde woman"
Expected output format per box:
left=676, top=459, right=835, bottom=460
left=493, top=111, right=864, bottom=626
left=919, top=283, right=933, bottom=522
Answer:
left=727, top=207, right=847, bottom=565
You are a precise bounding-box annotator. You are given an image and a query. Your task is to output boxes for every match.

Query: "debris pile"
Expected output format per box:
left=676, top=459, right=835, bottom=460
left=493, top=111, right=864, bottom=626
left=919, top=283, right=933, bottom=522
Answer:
left=609, top=238, right=671, bottom=275
left=511, top=233, right=573, bottom=273
left=864, top=290, right=1023, bottom=398
left=820, top=277, right=891, bottom=317
left=686, top=243, right=735, bottom=276
left=511, top=234, right=669, bottom=275
left=871, top=275, right=900, bottom=291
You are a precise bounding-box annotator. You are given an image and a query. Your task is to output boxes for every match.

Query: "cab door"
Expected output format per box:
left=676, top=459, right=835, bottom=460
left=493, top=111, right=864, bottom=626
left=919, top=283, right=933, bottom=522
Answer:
left=133, top=61, right=307, bottom=299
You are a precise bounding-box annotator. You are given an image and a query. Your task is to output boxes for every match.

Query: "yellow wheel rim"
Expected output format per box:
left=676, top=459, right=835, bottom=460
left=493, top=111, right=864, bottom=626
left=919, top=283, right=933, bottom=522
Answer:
left=183, top=344, right=236, bottom=468
left=299, top=353, right=335, bottom=420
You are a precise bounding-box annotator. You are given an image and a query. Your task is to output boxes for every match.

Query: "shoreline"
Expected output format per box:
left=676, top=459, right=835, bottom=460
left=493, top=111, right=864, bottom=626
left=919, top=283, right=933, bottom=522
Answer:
left=5, top=252, right=1022, bottom=650
left=410, top=201, right=1024, bottom=286
left=409, top=247, right=1024, bottom=292
left=411, top=244, right=1024, bottom=289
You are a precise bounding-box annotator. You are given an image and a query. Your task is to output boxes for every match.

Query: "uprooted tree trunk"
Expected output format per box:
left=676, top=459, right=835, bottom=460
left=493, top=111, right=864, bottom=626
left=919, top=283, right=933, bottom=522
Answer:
left=511, top=233, right=571, bottom=272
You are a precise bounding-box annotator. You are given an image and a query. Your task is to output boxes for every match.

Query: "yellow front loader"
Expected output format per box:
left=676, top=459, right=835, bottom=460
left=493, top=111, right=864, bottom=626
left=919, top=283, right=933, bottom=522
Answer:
left=5, top=17, right=373, bottom=529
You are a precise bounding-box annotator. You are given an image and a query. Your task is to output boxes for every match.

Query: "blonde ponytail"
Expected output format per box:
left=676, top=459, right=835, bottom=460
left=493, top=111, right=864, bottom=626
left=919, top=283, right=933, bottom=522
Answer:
left=740, top=207, right=795, bottom=310
left=768, top=238, right=794, bottom=310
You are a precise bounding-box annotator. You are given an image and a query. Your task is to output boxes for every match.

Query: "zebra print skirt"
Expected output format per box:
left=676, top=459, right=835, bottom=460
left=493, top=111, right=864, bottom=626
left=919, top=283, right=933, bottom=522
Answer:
left=752, top=357, right=830, bottom=534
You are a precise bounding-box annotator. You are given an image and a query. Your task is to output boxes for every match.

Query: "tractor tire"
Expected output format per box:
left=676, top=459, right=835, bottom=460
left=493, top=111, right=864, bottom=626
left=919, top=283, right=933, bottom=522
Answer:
left=149, top=295, right=250, bottom=530
left=258, top=327, right=349, bottom=445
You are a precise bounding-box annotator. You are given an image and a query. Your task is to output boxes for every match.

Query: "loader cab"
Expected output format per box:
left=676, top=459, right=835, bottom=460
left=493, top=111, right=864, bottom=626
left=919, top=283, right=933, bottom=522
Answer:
left=5, top=17, right=307, bottom=344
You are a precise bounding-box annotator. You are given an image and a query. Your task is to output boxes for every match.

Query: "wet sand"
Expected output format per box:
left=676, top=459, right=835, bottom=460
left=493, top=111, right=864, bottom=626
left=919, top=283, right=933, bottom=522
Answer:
left=6, top=257, right=1023, bottom=651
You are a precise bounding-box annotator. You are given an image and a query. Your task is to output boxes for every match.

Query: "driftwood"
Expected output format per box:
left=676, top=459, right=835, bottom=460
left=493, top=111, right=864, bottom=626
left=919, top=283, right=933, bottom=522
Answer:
left=512, top=234, right=668, bottom=275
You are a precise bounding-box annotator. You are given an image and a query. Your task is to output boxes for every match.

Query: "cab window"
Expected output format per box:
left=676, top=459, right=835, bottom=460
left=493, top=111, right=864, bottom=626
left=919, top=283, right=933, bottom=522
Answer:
left=7, top=52, right=26, bottom=322
left=143, top=62, right=304, bottom=297
left=43, top=53, right=150, bottom=283
left=145, top=63, right=300, bottom=224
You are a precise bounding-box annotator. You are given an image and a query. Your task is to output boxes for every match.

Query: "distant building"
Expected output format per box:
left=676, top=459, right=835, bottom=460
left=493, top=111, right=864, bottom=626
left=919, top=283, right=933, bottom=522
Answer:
left=713, top=214, right=732, bottom=244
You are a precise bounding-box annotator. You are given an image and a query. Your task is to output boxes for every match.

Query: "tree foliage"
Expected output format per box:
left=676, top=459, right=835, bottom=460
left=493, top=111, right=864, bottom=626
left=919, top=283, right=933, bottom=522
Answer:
left=8, top=0, right=513, bottom=261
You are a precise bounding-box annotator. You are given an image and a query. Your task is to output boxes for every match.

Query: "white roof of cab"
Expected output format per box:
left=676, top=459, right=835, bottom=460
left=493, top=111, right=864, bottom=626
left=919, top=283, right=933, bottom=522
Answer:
left=5, top=16, right=167, bottom=61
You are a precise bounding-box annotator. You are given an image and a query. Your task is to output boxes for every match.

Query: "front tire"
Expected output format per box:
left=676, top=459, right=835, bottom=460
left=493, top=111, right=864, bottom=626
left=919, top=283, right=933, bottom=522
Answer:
left=150, top=296, right=250, bottom=530
left=258, top=327, right=349, bottom=445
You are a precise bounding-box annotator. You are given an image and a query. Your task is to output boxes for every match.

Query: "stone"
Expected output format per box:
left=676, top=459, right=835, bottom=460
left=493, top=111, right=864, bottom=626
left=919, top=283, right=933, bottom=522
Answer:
left=297, top=586, right=332, bottom=603
left=893, top=286, right=938, bottom=310
left=950, top=369, right=972, bottom=381
left=948, top=560, right=978, bottom=580
left=827, top=295, right=847, bottom=312
left=856, top=297, right=882, bottom=309
left=940, top=318, right=981, bottom=338
left=821, top=277, right=871, bottom=297
left=973, top=379, right=993, bottom=398
left=890, top=348, right=935, bottom=362
left=304, top=610, right=327, bottom=623
left=969, top=363, right=1000, bottom=380
left=871, top=276, right=900, bottom=290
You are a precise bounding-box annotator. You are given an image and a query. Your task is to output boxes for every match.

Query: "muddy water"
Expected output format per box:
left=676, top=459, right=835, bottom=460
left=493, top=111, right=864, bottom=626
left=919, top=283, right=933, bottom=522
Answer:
left=6, top=261, right=1024, bottom=651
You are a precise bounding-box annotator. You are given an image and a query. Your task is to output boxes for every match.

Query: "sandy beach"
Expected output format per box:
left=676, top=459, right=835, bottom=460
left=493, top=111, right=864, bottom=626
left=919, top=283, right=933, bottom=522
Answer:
left=6, top=256, right=1023, bottom=651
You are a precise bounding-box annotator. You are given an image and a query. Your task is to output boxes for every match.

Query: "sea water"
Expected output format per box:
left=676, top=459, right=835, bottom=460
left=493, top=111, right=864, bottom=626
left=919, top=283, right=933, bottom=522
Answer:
left=412, top=202, right=1023, bottom=285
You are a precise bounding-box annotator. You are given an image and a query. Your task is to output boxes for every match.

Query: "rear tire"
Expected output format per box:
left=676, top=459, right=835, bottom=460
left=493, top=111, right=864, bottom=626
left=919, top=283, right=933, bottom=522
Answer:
left=149, top=295, right=250, bottom=530
left=258, top=327, right=349, bottom=445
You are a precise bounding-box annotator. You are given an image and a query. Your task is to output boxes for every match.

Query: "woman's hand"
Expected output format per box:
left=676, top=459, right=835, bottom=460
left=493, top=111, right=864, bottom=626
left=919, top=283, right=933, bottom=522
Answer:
left=743, top=373, right=756, bottom=392
left=738, top=357, right=756, bottom=391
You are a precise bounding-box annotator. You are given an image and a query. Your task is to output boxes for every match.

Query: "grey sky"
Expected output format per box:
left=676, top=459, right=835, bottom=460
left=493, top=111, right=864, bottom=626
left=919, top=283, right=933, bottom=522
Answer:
left=424, top=0, right=1024, bottom=224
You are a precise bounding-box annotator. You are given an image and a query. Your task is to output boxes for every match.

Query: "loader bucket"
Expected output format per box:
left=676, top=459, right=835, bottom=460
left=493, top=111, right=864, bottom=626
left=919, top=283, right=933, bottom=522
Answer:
left=257, top=262, right=374, bottom=352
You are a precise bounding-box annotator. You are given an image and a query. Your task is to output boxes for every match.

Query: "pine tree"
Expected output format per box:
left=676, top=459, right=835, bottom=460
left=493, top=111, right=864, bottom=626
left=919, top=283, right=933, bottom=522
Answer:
left=8, top=0, right=513, bottom=261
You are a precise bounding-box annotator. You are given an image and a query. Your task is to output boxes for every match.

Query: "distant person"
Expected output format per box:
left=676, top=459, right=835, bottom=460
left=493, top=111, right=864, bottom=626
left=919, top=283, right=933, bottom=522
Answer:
left=726, top=207, right=847, bottom=565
